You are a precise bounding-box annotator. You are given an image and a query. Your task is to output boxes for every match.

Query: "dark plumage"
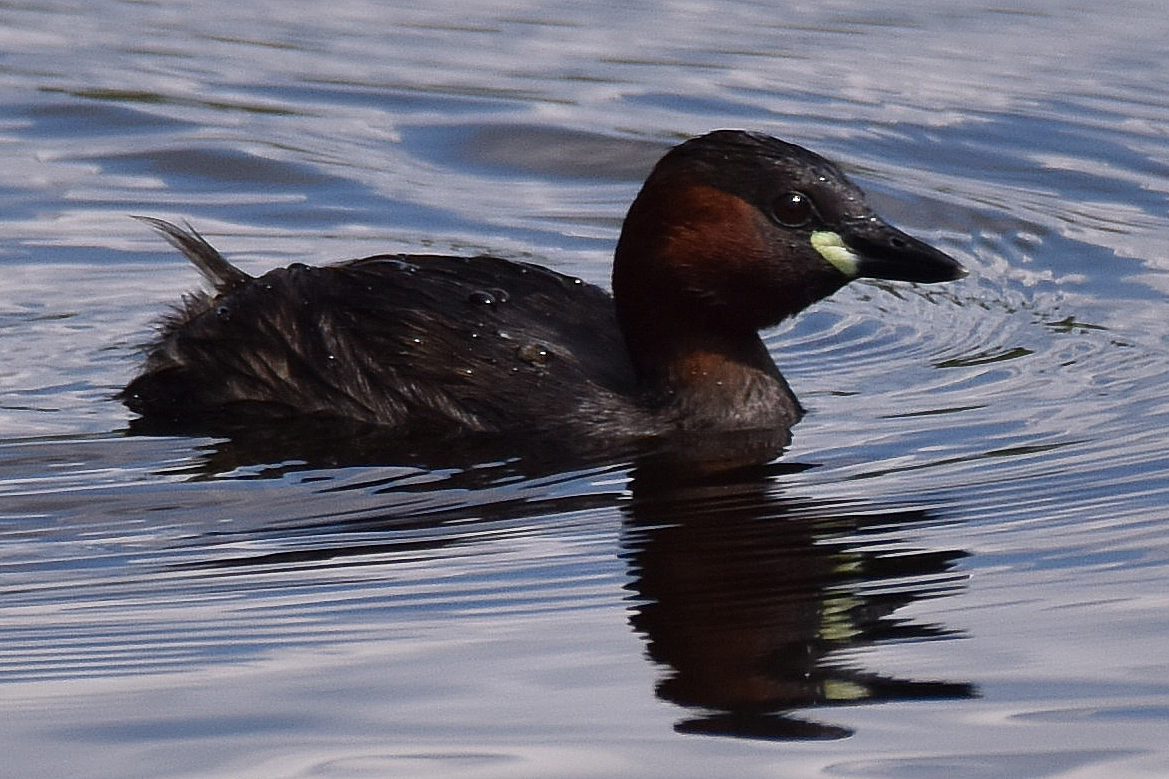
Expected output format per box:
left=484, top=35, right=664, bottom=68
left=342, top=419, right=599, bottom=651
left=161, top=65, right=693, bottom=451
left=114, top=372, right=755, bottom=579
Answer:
left=122, top=130, right=965, bottom=458
left=128, top=221, right=637, bottom=436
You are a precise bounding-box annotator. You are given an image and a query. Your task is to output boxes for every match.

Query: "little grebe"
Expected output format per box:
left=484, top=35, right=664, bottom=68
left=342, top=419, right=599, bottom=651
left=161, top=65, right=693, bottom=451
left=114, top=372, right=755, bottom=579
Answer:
left=122, top=130, right=965, bottom=448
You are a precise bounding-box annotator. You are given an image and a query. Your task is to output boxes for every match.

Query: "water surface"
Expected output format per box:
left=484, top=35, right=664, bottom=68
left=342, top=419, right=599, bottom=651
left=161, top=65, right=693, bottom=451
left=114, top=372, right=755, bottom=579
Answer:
left=3, top=1, right=1169, bottom=777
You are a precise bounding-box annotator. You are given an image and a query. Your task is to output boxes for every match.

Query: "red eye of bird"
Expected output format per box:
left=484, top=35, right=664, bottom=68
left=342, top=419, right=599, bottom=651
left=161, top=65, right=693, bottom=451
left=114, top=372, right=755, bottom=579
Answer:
left=772, top=191, right=814, bottom=227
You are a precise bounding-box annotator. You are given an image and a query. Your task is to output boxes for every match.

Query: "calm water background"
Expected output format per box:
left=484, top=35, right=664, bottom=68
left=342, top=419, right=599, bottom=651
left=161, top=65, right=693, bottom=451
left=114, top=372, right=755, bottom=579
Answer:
left=3, top=1, right=1169, bottom=777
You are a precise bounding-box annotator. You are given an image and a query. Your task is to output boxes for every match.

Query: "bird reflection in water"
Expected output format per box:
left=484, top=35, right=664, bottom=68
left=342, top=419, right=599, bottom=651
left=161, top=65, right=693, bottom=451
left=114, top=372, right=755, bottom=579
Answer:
left=163, top=433, right=975, bottom=741
left=621, top=462, right=975, bottom=740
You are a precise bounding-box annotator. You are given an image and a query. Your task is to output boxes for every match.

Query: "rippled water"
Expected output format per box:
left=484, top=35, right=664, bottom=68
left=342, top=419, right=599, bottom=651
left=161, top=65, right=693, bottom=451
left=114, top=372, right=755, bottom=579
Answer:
left=4, top=1, right=1169, bottom=777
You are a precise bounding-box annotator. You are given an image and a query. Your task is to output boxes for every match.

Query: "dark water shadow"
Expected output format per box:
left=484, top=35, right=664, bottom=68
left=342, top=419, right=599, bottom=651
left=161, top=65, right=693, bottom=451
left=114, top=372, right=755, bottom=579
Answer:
left=127, top=412, right=793, bottom=485
left=399, top=123, right=669, bottom=181
left=621, top=464, right=975, bottom=740
left=149, top=424, right=975, bottom=740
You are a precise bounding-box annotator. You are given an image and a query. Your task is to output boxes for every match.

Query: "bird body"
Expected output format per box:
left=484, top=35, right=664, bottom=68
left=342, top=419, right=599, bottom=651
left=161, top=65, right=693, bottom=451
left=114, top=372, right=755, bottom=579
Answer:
left=123, top=130, right=965, bottom=459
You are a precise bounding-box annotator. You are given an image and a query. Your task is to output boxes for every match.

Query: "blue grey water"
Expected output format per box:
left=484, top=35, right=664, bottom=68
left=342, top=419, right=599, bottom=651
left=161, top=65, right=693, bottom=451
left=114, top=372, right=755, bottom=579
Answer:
left=3, top=1, right=1169, bottom=777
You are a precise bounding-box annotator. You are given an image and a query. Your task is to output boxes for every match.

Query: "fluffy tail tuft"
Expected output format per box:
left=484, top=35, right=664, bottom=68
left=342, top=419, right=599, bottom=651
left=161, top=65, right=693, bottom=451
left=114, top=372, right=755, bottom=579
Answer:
left=133, top=216, right=252, bottom=292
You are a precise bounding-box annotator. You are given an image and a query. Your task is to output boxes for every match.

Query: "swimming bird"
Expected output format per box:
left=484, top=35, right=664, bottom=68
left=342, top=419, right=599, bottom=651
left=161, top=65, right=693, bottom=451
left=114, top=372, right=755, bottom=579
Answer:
left=122, top=130, right=964, bottom=458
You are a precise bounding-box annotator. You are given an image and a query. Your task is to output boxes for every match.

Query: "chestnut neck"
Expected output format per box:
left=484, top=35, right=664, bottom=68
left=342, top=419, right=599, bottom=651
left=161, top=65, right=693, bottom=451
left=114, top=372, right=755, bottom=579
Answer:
left=612, top=175, right=782, bottom=382
left=618, top=308, right=781, bottom=391
left=611, top=193, right=799, bottom=428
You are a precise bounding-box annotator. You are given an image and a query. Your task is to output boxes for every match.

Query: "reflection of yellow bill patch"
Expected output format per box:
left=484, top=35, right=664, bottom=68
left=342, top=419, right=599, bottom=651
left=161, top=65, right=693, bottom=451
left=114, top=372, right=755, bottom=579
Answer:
left=811, top=231, right=859, bottom=277
left=822, top=678, right=870, bottom=702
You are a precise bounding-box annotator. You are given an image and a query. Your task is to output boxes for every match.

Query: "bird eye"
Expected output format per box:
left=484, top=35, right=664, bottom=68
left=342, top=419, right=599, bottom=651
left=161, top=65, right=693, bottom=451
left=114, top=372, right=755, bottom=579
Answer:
left=772, top=191, right=814, bottom=227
